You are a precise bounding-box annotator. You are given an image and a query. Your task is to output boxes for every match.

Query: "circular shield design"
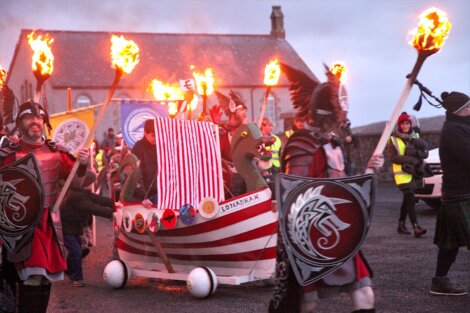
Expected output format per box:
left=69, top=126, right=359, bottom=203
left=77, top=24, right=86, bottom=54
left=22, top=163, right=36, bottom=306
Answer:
left=161, top=209, right=177, bottom=229
left=283, top=180, right=367, bottom=266
left=133, top=213, right=146, bottom=234
left=179, top=204, right=196, bottom=225
left=0, top=167, right=42, bottom=236
left=198, top=197, right=219, bottom=219
left=52, top=118, right=89, bottom=154
left=123, top=108, right=159, bottom=148
left=147, top=212, right=160, bottom=233
left=122, top=212, right=133, bottom=233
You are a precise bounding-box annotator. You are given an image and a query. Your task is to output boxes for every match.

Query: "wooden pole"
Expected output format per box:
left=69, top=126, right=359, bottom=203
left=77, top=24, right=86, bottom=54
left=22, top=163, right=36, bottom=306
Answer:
left=146, top=229, right=175, bottom=273
left=51, top=68, right=123, bottom=215
left=67, top=87, right=72, bottom=112
left=257, top=87, right=271, bottom=128
left=365, top=52, right=431, bottom=173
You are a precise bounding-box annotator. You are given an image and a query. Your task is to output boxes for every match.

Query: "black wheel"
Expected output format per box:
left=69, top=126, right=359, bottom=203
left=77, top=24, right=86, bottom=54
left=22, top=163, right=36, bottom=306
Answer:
left=422, top=198, right=441, bottom=209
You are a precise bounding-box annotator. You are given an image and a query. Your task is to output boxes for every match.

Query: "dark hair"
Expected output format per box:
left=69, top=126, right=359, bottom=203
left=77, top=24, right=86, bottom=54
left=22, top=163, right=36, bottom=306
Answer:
left=144, top=119, right=155, bottom=134
left=108, top=128, right=114, bottom=132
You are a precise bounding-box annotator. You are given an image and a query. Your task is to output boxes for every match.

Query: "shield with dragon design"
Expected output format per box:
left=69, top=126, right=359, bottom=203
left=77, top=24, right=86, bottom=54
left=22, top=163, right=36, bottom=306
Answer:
left=276, top=173, right=375, bottom=286
left=0, top=154, right=44, bottom=254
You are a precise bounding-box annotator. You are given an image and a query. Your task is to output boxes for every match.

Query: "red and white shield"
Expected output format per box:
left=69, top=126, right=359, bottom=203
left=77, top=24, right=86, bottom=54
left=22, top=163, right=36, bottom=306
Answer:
left=277, top=173, right=375, bottom=286
left=0, top=154, right=44, bottom=254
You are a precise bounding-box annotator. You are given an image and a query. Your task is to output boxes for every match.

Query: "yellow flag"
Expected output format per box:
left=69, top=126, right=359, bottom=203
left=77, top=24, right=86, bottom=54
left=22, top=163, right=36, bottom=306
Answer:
left=50, top=108, right=94, bottom=154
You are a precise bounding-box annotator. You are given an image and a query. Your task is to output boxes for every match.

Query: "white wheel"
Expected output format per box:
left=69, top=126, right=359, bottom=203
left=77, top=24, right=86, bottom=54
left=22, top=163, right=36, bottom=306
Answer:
left=103, top=260, right=131, bottom=289
left=186, top=267, right=218, bottom=298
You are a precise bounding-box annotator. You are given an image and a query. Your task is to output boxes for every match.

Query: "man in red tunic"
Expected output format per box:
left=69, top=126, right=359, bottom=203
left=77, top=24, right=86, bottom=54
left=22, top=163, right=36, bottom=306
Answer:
left=0, top=100, right=89, bottom=313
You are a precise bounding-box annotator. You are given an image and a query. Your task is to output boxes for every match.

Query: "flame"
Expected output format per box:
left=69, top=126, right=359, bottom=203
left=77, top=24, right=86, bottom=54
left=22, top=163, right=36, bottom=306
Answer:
left=110, top=35, right=140, bottom=74
left=148, top=79, right=184, bottom=101
left=0, top=65, right=6, bottom=87
left=27, top=31, right=54, bottom=76
left=168, top=102, right=178, bottom=118
left=193, top=68, right=214, bottom=96
left=263, top=59, right=281, bottom=86
left=189, top=95, right=199, bottom=111
left=330, top=62, right=347, bottom=84
left=408, top=7, right=451, bottom=51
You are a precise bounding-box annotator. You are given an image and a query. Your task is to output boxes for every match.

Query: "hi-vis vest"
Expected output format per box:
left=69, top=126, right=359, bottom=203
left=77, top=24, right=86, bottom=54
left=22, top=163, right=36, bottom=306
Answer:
left=266, top=134, right=281, bottom=168
left=390, top=133, right=418, bottom=185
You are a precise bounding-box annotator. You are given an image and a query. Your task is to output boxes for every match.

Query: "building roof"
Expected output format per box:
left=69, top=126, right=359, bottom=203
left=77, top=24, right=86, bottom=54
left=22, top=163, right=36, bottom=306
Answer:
left=352, top=114, right=445, bottom=135
left=10, top=29, right=317, bottom=89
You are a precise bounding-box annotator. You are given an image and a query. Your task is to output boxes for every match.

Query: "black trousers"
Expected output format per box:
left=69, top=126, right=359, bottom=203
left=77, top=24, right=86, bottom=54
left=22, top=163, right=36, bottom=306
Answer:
left=399, top=188, right=417, bottom=224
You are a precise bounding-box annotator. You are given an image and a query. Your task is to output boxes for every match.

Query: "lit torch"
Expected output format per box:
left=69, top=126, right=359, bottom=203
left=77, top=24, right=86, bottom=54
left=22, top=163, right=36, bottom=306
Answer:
left=27, top=31, right=54, bottom=102
left=148, top=79, right=185, bottom=118
left=258, top=59, right=280, bottom=128
left=0, top=64, right=6, bottom=88
left=367, top=7, right=451, bottom=172
left=330, top=62, right=348, bottom=112
left=193, top=68, right=214, bottom=121
left=53, top=34, right=140, bottom=223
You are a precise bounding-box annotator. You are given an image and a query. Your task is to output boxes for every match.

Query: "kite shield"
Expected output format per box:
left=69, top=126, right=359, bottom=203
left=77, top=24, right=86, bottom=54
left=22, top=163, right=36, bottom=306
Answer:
left=0, top=154, right=44, bottom=254
left=276, top=173, right=375, bottom=286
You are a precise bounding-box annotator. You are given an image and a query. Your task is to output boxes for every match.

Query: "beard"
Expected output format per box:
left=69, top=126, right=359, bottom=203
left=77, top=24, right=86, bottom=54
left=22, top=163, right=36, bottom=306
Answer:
left=19, top=123, right=43, bottom=141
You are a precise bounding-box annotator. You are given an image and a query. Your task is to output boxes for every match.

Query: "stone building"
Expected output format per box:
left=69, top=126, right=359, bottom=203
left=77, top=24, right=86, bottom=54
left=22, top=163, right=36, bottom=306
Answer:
left=5, top=6, right=316, bottom=143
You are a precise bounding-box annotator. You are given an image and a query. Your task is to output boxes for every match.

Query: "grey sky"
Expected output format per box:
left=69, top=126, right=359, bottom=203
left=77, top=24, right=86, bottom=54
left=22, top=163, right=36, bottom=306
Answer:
left=0, top=0, right=468, bottom=127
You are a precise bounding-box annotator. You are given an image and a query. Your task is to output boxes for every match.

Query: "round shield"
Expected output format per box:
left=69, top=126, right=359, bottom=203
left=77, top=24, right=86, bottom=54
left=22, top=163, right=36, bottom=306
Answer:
left=0, top=167, right=43, bottom=236
left=179, top=204, right=196, bottom=225
left=198, top=197, right=219, bottom=219
left=122, top=212, right=133, bottom=233
left=147, top=212, right=160, bottom=233
left=161, top=209, right=177, bottom=229
left=133, top=213, right=146, bottom=234
left=282, top=180, right=367, bottom=266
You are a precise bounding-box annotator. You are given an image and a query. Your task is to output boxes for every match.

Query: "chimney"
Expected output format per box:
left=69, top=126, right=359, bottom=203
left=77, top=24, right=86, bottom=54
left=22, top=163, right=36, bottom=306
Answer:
left=270, top=6, right=285, bottom=39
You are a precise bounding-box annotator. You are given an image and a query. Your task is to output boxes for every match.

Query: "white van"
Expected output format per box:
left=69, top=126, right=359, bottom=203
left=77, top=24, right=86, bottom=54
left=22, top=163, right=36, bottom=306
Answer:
left=415, top=148, right=442, bottom=208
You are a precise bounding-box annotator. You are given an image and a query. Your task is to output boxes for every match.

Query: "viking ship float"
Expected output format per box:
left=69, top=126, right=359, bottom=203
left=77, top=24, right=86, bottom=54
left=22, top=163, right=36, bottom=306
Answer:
left=103, top=118, right=278, bottom=298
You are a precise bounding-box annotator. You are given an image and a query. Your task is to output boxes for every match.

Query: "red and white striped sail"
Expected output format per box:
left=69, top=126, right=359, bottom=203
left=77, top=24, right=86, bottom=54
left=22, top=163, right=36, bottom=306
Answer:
left=115, top=188, right=277, bottom=280
left=154, top=118, right=224, bottom=209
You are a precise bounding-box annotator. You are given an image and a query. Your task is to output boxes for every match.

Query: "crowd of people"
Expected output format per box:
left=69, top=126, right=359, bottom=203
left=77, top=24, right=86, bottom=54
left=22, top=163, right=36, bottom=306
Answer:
left=0, top=84, right=468, bottom=312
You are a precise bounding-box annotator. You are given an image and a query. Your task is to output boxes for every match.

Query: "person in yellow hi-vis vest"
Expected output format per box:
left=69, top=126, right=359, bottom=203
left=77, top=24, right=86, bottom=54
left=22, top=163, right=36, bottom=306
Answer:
left=259, top=117, right=282, bottom=195
left=387, top=112, right=428, bottom=237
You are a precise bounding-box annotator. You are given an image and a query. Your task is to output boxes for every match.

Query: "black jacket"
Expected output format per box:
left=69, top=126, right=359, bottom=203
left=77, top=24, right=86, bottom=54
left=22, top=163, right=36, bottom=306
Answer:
left=440, top=113, right=470, bottom=201
left=131, top=138, right=157, bottom=198
left=61, top=188, right=114, bottom=235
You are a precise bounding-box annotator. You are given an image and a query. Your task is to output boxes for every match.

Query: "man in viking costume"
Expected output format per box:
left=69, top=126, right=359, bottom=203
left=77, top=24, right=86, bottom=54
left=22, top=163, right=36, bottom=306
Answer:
left=0, top=100, right=89, bottom=313
left=213, top=90, right=249, bottom=197
left=269, top=64, right=380, bottom=313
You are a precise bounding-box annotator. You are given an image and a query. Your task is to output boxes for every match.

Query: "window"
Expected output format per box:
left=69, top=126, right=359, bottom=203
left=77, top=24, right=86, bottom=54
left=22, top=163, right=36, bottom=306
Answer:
left=76, top=94, right=91, bottom=108
left=265, top=94, right=276, bottom=125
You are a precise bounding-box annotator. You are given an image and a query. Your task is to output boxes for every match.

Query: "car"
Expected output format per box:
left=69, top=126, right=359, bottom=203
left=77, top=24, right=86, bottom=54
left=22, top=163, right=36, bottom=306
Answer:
left=415, top=148, right=442, bottom=209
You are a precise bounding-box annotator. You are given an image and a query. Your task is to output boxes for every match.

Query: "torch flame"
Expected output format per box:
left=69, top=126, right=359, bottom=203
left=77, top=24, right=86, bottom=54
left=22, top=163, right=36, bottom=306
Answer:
left=408, top=7, right=451, bottom=51
left=110, top=35, right=140, bottom=74
left=193, top=68, right=214, bottom=96
left=189, top=95, right=199, bottom=111
left=27, top=31, right=54, bottom=76
left=263, top=59, right=281, bottom=86
left=330, top=62, right=347, bottom=84
left=168, top=102, right=178, bottom=118
left=148, top=79, right=184, bottom=101
left=0, top=65, right=6, bottom=87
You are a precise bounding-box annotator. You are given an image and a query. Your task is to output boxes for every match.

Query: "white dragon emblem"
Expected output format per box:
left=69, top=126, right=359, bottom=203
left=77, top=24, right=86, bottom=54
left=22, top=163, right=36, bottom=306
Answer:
left=0, top=174, right=30, bottom=232
left=288, top=185, right=351, bottom=261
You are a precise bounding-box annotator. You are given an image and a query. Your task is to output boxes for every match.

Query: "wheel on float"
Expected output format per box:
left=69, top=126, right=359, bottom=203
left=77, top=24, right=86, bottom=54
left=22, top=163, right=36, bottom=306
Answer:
left=103, top=259, right=132, bottom=289
left=186, top=267, right=218, bottom=298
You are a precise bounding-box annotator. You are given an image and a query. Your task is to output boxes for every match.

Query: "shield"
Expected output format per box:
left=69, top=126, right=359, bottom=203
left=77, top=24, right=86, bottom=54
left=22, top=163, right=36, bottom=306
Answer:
left=0, top=154, right=44, bottom=254
left=276, top=173, right=375, bottom=286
